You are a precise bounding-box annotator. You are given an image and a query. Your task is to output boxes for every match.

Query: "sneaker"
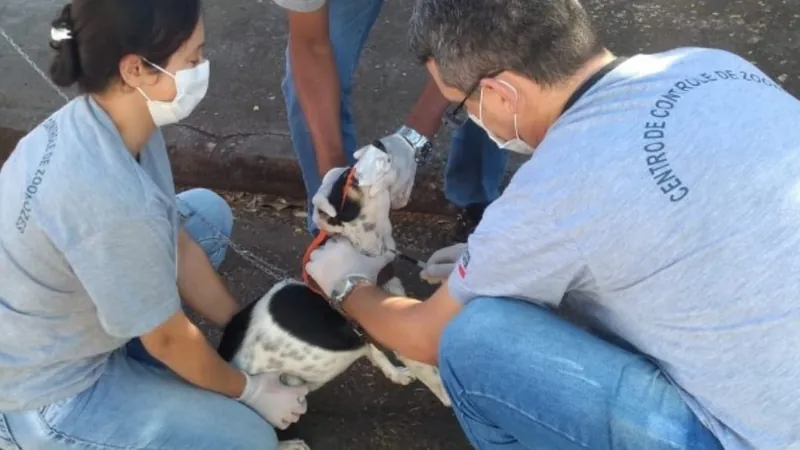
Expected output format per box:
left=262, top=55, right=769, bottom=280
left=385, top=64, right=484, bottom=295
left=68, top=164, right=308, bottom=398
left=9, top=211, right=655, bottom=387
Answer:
left=451, top=202, right=489, bottom=243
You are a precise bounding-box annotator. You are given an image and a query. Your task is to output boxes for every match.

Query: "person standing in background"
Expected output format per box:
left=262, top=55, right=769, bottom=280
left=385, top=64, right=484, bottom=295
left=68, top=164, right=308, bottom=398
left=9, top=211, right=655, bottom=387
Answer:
left=273, top=0, right=509, bottom=241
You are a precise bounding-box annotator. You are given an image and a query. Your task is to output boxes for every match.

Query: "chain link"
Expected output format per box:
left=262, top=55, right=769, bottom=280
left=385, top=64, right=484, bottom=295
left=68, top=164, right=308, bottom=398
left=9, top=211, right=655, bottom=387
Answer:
left=1, top=25, right=290, bottom=281
left=0, top=27, right=71, bottom=104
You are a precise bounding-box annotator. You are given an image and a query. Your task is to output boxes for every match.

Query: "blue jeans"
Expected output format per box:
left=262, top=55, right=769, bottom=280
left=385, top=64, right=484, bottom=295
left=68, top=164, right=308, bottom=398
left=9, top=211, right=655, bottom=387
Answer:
left=0, top=189, right=278, bottom=450
left=438, top=297, right=724, bottom=450
left=280, top=0, right=508, bottom=232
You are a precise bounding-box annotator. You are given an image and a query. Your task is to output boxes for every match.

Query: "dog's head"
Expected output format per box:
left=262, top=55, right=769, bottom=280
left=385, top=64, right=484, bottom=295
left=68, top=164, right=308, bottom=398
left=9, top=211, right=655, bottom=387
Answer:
left=314, top=165, right=395, bottom=257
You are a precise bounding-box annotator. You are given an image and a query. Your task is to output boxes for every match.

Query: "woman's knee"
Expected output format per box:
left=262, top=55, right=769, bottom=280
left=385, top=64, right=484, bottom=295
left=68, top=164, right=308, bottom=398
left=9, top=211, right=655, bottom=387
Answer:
left=177, top=188, right=234, bottom=267
left=214, top=408, right=280, bottom=450
left=178, top=188, right=234, bottom=237
left=151, top=402, right=279, bottom=450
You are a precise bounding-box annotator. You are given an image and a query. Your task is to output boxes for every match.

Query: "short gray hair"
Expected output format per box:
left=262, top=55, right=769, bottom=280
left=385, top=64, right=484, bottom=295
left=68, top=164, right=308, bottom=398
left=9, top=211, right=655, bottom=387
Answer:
left=408, top=0, right=604, bottom=92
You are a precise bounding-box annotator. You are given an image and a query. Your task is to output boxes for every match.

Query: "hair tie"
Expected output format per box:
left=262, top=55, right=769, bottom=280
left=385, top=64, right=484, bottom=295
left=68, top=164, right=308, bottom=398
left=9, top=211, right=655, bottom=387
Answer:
left=50, top=27, right=73, bottom=42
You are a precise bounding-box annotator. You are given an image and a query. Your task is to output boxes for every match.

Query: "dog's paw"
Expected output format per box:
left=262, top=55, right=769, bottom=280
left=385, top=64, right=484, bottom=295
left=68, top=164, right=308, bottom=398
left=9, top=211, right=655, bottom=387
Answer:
left=433, top=384, right=452, bottom=407
left=399, top=357, right=452, bottom=407
left=384, top=366, right=415, bottom=385
left=278, top=439, right=311, bottom=450
left=365, top=344, right=415, bottom=385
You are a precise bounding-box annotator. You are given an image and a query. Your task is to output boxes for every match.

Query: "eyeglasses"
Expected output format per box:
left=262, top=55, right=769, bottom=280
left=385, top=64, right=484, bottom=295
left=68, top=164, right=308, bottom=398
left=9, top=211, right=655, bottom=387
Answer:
left=442, top=69, right=504, bottom=129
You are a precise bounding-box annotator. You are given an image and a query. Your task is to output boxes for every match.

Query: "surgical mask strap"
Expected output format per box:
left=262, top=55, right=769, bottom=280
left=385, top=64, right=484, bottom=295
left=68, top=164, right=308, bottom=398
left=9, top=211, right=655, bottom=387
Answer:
left=137, top=58, right=176, bottom=101
left=479, top=80, right=523, bottom=142
left=143, top=58, right=175, bottom=79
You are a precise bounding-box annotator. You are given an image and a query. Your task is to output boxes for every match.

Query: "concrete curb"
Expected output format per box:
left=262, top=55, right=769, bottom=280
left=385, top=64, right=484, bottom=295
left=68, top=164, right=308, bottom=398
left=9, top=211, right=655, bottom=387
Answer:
left=0, top=125, right=462, bottom=216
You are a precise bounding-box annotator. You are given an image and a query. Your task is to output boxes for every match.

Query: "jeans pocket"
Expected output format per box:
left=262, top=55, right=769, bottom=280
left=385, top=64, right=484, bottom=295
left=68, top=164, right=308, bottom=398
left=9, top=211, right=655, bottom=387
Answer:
left=0, top=414, right=21, bottom=450
left=36, top=396, right=75, bottom=431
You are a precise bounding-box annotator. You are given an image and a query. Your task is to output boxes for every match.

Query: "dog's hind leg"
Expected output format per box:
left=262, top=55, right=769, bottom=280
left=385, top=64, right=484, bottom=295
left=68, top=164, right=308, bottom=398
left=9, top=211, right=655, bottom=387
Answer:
left=365, top=344, right=414, bottom=385
left=398, top=356, right=452, bottom=407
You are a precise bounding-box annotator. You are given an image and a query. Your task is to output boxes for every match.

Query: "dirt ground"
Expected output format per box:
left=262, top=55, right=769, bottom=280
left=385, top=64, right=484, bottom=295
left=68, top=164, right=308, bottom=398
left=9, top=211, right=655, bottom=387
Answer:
left=188, top=189, right=470, bottom=450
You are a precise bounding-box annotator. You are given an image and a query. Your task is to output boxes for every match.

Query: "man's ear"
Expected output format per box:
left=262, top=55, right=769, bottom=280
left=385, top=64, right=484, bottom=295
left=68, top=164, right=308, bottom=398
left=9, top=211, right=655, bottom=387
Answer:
left=481, top=77, right=521, bottom=115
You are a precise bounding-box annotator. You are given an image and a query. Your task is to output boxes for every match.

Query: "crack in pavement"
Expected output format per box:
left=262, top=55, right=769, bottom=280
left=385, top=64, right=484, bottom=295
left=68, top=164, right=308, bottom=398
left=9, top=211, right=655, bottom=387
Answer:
left=171, top=124, right=293, bottom=159
left=175, top=123, right=290, bottom=143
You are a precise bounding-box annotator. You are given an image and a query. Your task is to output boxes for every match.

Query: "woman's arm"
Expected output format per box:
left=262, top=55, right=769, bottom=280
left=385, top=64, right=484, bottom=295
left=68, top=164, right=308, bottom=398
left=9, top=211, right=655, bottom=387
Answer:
left=63, top=218, right=244, bottom=395
left=177, top=229, right=238, bottom=327
left=140, top=309, right=246, bottom=398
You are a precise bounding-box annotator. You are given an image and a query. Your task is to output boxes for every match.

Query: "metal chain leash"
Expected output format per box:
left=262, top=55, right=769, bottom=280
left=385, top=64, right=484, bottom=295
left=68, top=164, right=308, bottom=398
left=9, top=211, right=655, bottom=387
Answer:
left=0, top=25, right=291, bottom=280
left=0, top=27, right=71, bottom=104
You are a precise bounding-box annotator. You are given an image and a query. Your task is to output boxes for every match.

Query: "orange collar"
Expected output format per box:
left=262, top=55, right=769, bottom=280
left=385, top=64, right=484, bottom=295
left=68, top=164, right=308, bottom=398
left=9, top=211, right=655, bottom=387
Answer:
left=302, top=167, right=358, bottom=296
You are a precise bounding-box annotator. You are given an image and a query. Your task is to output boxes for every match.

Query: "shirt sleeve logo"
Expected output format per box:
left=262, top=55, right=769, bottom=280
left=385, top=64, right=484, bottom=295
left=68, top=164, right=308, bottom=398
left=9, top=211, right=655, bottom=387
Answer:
left=456, top=247, right=470, bottom=279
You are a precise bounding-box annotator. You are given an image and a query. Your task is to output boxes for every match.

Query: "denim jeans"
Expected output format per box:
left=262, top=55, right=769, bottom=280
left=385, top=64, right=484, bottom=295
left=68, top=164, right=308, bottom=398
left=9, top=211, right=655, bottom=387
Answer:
left=0, top=188, right=278, bottom=450
left=438, top=297, right=724, bottom=450
left=279, top=0, right=509, bottom=232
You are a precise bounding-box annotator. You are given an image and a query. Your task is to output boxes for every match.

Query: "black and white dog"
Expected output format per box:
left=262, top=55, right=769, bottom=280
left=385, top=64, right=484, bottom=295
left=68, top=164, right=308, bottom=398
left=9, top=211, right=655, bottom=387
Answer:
left=217, top=156, right=450, bottom=450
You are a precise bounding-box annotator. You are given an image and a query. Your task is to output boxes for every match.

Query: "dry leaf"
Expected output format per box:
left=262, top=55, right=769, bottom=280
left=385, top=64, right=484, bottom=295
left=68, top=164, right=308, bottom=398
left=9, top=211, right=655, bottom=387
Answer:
left=243, top=196, right=260, bottom=212
left=266, top=198, right=290, bottom=211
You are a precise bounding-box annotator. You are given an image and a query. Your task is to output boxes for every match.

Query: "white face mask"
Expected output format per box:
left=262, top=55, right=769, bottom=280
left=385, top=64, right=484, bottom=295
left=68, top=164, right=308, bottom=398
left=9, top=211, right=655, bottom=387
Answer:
left=468, top=79, right=534, bottom=155
left=138, top=59, right=210, bottom=127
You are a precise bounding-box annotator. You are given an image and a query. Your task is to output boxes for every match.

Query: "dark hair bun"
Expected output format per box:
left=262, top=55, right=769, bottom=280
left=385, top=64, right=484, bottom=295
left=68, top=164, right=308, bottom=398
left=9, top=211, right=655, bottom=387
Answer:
left=45, top=0, right=201, bottom=94
left=48, top=3, right=82, bottom=88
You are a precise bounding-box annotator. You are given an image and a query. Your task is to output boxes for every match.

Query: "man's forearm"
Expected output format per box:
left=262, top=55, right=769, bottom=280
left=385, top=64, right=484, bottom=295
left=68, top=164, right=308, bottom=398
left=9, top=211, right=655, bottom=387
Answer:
left=178, top=230, right=238, bottom=327
left=403, top=74, right=451, bottom=140
left=142, top=312, right=246, bottom=399
left=341, top=285, right=439, bottom=363
left=289, top=38, right=346, bottom=175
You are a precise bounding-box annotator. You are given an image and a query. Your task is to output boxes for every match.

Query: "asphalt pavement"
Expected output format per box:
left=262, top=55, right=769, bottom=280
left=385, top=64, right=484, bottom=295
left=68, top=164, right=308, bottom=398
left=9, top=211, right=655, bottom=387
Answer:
left=1, top=0, right=798, bottom=212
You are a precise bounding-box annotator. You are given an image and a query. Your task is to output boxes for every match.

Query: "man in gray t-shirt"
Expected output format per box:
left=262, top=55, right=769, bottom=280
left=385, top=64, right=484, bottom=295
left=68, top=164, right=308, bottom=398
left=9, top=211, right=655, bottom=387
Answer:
left=303, top=1, right=800, bottom=449
left=441, top=47, right=800, bottom=450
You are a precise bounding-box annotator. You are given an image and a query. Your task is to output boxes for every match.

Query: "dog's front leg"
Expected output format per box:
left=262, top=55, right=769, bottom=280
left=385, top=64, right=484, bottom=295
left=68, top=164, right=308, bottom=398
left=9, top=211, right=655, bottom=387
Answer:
left=365, top=344, right=414, bottom=385
left=380, top=276, right=406, bottom=296
left=397, top=356, right=452, bottom=407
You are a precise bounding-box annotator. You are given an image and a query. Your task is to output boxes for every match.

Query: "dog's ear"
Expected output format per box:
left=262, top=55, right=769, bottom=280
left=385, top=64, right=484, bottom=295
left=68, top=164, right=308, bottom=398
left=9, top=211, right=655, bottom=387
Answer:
left=324, top=169, right=362, bottom=226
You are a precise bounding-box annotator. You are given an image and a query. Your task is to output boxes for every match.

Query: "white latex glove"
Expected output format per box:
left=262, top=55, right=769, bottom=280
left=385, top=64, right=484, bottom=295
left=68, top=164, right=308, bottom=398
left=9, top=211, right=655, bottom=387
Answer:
left=419, top=243, right=467, bottom=284
left=354, top=132, right=417, bottom=210
left=238, top=371, right=310, bottom=430
left=305, top=236, right=394, bottom=298
left=311, top=166, right=350, bottom=227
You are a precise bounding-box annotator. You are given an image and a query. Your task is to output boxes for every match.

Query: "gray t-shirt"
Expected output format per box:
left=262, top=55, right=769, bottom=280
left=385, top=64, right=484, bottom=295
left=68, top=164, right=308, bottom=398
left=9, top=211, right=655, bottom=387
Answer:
left=448, top=47, right=800, bottom=450
left=0, top=96, right=181, bottom=411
